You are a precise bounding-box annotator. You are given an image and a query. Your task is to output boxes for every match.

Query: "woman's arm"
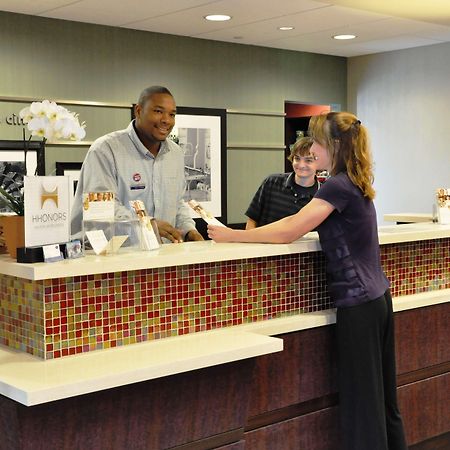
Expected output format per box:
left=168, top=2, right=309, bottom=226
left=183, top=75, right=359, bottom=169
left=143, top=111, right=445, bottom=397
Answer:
left=208, top=198, right=334, bottom=243
left=245, top=218, right=257, bottom=229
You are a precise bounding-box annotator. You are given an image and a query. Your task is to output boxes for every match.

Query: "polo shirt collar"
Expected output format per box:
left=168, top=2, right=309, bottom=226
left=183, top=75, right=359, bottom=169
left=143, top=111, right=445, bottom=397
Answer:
left=286, top=172, right=319, bottom=189
left=285, top=172, right=296, bottom=189
left=127, top=120, right=169, bottom=158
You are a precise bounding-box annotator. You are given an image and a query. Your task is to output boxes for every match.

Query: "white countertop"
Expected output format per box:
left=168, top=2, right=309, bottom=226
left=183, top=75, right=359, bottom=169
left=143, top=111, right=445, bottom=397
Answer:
left=0, top=288, right=448, bottom=407
left=0, top=233, right=322, bottom=280
left=376, top=222, right=450, bottom=243
left=0, top=223, right=449, bottom=281
left=384, top=213, right=433, bottom=223
left=0, top=329, right=283, bottom=406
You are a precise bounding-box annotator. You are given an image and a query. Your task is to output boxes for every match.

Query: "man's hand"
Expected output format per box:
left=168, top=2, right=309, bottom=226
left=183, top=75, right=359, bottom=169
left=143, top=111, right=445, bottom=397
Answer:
left=185, top=229, right=204, bottom=241
left=155, top=220, right=183, bottom=243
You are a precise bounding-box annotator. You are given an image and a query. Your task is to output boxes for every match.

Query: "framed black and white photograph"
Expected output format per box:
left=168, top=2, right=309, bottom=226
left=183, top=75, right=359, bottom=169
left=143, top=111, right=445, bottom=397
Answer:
left=171, top=107, right=227, bottom=222
left=131, top=106, right=227, bottom=223
left=0, top=139, right=45, bottom=213
left=56, top=162, right=83, bottom=196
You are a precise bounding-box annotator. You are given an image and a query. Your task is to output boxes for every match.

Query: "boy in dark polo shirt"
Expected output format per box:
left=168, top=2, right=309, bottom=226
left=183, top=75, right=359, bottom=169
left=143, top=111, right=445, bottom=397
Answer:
left=245, top=137, right=320, bottom=229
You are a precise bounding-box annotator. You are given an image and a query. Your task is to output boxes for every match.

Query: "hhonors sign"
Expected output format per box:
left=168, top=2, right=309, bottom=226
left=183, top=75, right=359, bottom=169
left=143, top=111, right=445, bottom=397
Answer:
left=24, top=176, right=71, bottom=247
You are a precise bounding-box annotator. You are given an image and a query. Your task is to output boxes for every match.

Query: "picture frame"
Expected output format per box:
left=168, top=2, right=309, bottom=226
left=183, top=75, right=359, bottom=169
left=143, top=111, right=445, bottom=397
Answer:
left=55, top=162, right=83, bottom=196
left=131, top=105, right=227, bottom=226
left=0, top=139, right=45, bottom=175
left=0, top=139, right=45, bottom=213
left=174, top=107, right=227, bottom=223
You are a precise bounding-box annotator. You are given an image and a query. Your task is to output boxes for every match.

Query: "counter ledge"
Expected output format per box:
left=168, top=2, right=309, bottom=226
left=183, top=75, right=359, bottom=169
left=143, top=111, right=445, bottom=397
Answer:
left=0, top=329, right=282, bottom=406
left=1, top=222, right=449, bottom=281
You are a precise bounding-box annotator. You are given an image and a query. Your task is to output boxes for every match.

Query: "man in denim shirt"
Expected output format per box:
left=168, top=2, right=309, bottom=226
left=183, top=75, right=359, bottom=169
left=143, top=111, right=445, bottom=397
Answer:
left=71, top=86, right=203, bottom=243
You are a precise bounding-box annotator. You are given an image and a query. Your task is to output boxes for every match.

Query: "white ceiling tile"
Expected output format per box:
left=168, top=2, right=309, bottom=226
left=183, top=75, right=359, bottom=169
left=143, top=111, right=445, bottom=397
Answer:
left=0, top=0, right=75, bottom=15
left=1, top=0, right=450, bottom=57
left=124, top=0, right=329, bottom=33
left=41, top=0, right=220, bottom=26
left=195, top=5, right=390, bottom=46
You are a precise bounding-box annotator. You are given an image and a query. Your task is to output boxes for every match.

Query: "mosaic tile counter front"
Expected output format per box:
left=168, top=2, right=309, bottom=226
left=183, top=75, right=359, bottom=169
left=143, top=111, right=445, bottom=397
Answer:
left=1, top=238, right=449, bottom=359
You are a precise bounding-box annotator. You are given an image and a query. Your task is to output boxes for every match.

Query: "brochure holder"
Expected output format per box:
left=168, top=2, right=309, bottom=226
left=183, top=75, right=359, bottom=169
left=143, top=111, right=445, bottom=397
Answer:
left=82, top=218, right=142, bottom=255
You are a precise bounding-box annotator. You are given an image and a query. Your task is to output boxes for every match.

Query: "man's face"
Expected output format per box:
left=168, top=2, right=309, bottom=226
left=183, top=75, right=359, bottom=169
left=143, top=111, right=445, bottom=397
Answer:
left=135, top=93, right=176, bottom=143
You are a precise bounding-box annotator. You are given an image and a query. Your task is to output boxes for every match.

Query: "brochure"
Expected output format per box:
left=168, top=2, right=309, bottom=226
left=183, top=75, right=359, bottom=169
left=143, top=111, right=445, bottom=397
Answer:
left=187, top=200, right=225, bottom=227
left=436, top=188, right=450, bottom=224
left=82, top=191, right=115, bottom=221
left=129, top=200, right=162, bottom=250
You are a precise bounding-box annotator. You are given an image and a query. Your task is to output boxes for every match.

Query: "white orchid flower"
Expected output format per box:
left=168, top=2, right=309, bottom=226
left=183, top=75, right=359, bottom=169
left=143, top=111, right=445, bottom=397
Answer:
left=71, top=124, right=86, bottom=141
left=44, top=101, right=62, bottom=121
left=22, top=100, right=86, bottom=142
left=19, top=106, right=33, bottom=123
left=54, top=117, right=82, bottom=141
left=27, top=117, right=58, bottom=142
left=54, top=117, right=72, bottom=138
left=29, top=101, right=48, bottom=118
left=27, top=117, right=50, bottom=136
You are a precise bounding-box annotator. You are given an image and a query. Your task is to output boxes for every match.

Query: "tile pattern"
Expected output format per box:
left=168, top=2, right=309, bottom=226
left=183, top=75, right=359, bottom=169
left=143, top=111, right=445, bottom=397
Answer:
left=0, top=277, right=45, bottom=358
left=0, top=238, right=448, bottom=359
left=381, top=238, right=450, bottom=297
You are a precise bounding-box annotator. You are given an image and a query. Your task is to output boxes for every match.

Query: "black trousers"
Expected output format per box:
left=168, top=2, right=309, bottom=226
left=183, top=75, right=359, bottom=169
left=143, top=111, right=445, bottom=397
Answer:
left=336, top=290, right=408, bottom=450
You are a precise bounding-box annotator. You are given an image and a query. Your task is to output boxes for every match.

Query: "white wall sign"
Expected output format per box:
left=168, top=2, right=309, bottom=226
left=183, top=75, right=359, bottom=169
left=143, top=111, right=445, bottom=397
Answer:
left=24, top=176, right=71, bottom=247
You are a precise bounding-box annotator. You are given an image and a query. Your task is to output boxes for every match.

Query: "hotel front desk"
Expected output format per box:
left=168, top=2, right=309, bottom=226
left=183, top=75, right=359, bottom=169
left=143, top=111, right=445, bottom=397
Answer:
left=0, top=223, right=449, bottom=450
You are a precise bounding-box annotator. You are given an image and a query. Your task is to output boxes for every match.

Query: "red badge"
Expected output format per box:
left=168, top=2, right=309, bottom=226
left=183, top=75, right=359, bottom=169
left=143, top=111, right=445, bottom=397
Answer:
left=133, top=173, right=141, bottom=182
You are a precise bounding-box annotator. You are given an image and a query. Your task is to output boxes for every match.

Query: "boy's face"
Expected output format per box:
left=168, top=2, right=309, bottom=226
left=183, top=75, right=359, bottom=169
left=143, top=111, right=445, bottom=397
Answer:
left=292, top=152, right=317, bottom=183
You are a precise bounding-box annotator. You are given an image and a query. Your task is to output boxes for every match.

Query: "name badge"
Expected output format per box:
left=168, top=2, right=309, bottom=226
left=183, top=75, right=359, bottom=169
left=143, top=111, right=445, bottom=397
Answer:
left=130, top=184, right=146, bottom=190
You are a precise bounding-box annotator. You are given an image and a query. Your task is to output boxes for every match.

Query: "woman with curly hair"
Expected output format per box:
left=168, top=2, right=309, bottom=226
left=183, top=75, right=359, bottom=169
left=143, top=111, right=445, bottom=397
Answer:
left=208, top=111, right=408, bottom=450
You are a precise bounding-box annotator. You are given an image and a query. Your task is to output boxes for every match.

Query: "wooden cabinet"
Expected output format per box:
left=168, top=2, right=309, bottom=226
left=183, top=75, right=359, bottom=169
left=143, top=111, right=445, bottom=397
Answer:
left=0, top=303, right=448, bottom=449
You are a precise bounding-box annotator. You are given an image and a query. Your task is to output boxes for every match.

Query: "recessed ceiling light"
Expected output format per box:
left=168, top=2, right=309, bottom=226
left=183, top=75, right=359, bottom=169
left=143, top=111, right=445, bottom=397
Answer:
left=278, top=26, right=295, bottom=31
left=204, top=14, right=231, bottom=22
left=333, top=34, right=356, bottom=40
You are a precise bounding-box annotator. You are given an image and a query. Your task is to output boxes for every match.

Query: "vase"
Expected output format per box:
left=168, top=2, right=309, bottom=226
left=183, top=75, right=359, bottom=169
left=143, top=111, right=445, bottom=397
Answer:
left=0, top=215, right=25, bottom=259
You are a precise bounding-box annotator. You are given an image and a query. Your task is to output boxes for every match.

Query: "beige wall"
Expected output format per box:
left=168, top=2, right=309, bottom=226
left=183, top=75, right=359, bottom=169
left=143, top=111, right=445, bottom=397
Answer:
left=348, top=42, right=450, bottom=223
left=0, top=11, right=347, bottom=223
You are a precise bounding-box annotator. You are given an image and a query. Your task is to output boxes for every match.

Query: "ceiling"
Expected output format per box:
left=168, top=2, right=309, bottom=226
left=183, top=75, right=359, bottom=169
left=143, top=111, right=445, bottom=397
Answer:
left=1, top=0, right=450, bottom=57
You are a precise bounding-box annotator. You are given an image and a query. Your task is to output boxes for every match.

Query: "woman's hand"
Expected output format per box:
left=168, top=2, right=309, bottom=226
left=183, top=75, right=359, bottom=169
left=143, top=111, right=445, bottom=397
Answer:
left=207, top=225, right=238, bottom=242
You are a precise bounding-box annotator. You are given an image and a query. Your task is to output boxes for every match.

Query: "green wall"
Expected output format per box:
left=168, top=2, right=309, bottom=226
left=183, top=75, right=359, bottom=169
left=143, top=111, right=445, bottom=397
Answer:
left=0, top=11, right=347, bottom=223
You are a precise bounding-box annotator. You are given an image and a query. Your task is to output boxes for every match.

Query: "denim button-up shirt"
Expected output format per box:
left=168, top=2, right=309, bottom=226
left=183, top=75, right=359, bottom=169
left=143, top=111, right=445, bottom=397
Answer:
left=71, top=121, right=195, bottom=238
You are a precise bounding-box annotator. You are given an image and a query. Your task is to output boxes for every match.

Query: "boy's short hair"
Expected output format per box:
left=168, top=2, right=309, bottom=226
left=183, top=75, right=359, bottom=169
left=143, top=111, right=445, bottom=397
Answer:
left=287, top=136, right=314, bottom=162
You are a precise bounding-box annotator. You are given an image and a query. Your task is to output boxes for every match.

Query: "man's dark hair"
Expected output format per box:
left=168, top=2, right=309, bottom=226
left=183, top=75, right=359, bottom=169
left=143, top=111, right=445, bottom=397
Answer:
left=138, top=86, right=173, bottom=107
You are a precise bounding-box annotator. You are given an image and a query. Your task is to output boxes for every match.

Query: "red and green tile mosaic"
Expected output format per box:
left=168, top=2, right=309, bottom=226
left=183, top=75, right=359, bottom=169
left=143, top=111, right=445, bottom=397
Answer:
left=0, top=238, right=448, bottom=359
left=381, top=238, right=450, bottom=297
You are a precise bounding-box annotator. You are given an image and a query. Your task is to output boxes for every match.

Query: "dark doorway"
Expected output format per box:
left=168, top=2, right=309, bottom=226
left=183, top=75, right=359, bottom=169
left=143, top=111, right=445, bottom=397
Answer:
left=284, top=102, right=331, bottom=172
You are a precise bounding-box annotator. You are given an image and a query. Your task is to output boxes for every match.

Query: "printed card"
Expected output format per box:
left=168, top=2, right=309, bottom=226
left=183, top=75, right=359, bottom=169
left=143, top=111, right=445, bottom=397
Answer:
left=82, top=191, right=115, bottom=221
